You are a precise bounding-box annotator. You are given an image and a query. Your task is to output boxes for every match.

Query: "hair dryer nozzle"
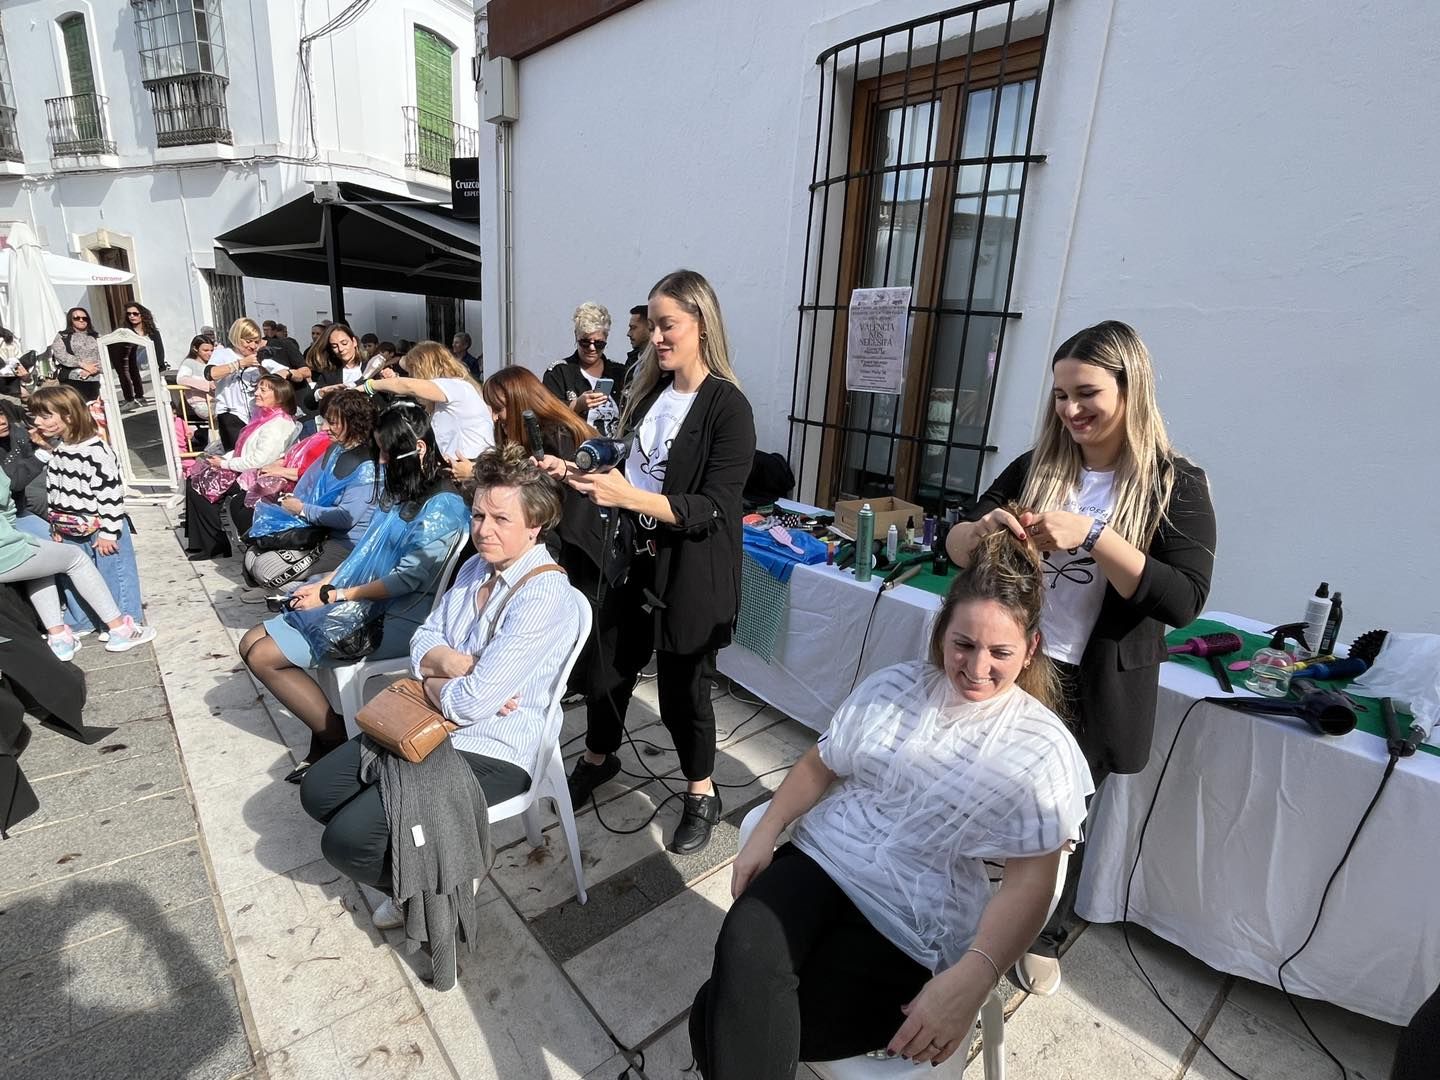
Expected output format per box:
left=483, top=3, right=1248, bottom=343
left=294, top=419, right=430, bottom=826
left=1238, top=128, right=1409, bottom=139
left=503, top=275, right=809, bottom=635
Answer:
left=574, top=438, right=630, bottom=474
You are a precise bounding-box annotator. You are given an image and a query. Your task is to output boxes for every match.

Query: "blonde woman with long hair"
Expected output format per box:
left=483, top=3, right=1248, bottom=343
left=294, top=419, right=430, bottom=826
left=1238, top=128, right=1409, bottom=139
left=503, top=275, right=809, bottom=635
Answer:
left=337, top=339, right=494, bottom=461
left=562, top=269, right=756, bottom=856
left=945, top=319, right=1216, bottom=994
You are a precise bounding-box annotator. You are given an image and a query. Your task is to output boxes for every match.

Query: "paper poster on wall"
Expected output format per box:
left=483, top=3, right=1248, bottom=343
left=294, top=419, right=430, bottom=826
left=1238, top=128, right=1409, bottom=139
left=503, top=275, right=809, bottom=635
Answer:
left=845, top=287, right=911, bottom=394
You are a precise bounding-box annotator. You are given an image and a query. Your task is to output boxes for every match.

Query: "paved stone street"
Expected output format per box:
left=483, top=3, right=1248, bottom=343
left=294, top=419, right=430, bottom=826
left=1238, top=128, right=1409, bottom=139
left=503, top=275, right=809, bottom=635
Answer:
left=0, top=504, right=1407, bottom=1079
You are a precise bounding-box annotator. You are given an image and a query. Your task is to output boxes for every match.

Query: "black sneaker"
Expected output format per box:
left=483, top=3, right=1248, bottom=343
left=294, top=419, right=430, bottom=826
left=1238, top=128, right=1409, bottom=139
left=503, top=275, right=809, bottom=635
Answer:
left=670, top=791, right=722, bottom=855
left=567, top=755, right=620, bottom=807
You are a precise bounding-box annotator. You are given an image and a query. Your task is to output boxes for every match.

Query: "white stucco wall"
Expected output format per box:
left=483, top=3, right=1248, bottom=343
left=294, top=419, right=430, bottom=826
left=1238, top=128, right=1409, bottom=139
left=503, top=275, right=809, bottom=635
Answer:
left=479, top=0, right=1439, bottom=633
left=0, top=0, right=480, bottom=349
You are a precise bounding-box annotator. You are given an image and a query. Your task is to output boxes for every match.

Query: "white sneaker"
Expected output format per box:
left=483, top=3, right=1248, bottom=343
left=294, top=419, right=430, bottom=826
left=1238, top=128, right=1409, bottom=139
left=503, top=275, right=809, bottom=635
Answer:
left=372, top=896, right=403, bottom=930
left=104, top=616, right=157, bottom=653
left=46, top=630, right=79, bottom=662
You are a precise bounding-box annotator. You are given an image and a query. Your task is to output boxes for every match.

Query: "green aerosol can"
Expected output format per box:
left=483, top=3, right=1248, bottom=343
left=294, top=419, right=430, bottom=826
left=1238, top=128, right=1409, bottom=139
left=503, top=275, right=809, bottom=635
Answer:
left=855, top=502, right=875, bottom=582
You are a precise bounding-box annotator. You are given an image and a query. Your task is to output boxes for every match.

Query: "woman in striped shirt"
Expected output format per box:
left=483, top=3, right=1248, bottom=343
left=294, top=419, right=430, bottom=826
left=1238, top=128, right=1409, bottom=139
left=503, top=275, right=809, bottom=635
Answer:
left=690, top=528, right=1092, bottom=1079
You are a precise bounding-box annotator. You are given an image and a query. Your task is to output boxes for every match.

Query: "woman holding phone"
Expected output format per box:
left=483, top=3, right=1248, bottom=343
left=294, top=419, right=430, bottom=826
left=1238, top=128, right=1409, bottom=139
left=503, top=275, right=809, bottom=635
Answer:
left=944, top=320, right=1215, bottom=994
left=544, top=302, right=626, bottom=437
left=562, top=270, right=756, bottom=856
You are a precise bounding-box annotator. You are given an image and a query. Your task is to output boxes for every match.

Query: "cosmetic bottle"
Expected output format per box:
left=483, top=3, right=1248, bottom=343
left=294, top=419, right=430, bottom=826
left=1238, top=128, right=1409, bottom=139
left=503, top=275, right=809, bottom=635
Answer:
left=1300, top=582, right=1332, bottom=658
left=886, top=523, right=899, bottom=562
left=905, top=515, right=916, bottom=547
left=922, top=516, right=936, bottom=548
left=932, top=521, right=952, bottom=577
left=1246, top=622, right=1308, bottom=697
left=1319, top=591, right=1344, bottom=656
left=855, top=503, right=875, bottom=582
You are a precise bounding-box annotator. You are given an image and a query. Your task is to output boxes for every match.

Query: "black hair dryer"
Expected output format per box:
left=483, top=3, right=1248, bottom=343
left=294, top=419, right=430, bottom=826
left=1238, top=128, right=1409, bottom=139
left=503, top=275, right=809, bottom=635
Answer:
left=1210, top=677, right=1357, bottom=737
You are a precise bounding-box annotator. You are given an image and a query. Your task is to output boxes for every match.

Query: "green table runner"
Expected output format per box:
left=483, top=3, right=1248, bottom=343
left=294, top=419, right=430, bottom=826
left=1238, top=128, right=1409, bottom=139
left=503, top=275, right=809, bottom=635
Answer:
left=1166, top=618, right=1437, bottom=758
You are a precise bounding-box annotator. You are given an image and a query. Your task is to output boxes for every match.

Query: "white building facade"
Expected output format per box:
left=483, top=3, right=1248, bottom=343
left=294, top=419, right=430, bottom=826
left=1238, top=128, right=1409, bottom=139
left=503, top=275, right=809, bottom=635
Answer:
left=474, top=0, right=1440, bottom=634
left=0, top=0, right=482, bottom=348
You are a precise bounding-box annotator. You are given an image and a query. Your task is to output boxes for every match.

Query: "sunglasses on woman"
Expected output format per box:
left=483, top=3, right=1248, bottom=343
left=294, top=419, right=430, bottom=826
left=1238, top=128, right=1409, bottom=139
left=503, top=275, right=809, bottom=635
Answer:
left=577, top=339, right=606, bottom=352
left=71, top=315, right=89, bottom=323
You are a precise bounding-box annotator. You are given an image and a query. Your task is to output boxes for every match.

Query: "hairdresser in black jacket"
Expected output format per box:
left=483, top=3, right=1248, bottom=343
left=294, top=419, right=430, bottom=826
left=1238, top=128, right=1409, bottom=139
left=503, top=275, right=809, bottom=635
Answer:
left=562, top=270, right=756, bottom=856
left=946, top=320, right=1215, bottom=993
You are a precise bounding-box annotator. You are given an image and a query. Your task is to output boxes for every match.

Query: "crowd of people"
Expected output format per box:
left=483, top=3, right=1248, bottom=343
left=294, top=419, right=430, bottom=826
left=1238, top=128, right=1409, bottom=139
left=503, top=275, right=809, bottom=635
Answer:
left=0, top=272, right=1235, bottom=1072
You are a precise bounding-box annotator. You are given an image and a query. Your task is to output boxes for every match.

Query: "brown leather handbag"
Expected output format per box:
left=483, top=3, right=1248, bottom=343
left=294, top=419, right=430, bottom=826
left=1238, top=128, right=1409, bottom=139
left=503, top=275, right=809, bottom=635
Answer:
left=356, top=678, right=455, bottom=764
left=354, top=563, right=566, bottom=764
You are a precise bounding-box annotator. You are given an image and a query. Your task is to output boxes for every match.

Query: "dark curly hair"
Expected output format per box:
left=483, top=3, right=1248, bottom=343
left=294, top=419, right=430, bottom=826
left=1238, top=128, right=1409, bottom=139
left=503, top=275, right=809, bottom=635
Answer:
left=320, top=388, right=377, bottom=448
left=463, top=443, right=563, bottom=533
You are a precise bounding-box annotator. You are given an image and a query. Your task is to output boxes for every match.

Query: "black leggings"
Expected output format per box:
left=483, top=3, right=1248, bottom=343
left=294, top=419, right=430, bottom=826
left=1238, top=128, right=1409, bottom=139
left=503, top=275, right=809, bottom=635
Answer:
left=690, top=845, right=928, bottom=1080
left=299, top=736, right=531, bottom=891
left=582, top=570, right=717, bottom=779
left=217, top=413, right=246, bottom=452
left=184, top=478, right=236, bottom=555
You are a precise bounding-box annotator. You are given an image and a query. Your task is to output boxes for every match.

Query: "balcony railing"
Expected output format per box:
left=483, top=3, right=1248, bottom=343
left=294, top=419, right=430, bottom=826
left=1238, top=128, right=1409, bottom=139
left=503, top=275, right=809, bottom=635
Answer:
left=0, top=105, right=20, bottom=162
left=144, top=72, right=232, bottom=147
left=45, top=92, right=116, bottom=156
left=403, top=106, right=479, bottom=176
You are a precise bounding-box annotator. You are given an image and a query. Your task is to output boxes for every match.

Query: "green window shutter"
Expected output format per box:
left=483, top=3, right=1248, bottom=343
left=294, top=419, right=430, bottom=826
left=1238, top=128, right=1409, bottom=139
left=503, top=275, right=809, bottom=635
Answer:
left=61, top=16, right=95, bottom=96
left=414, top=27, right=453, bottom=124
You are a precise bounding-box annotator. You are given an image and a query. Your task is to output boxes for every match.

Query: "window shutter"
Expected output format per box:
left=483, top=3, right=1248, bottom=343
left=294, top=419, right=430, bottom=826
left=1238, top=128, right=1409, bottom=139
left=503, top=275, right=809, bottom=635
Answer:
left=61, top=16, right=96, bottom=96
left=414, top=27, right=454, bottom=124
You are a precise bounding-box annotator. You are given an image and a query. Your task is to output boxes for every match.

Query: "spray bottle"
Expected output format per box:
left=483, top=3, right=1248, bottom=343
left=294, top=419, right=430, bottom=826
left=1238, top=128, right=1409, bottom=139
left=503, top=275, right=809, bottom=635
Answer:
left=855, top=503, right=875, bottom=582
left=886, top=523, right=899, bottom=563
left=1300, top=582, right=1332, bottom=658
left=1246, top=622, right=1309, bottom=697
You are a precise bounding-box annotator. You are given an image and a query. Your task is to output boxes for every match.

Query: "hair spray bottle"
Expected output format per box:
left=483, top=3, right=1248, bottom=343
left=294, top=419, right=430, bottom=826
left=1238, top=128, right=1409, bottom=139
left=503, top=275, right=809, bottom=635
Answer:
left=855, top=503, right=875, bottom=582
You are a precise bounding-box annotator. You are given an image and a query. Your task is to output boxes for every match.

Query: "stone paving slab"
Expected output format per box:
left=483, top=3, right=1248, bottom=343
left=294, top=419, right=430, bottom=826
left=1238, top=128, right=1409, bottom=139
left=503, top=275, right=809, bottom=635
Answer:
left=17, top=715, right=176, bottom=782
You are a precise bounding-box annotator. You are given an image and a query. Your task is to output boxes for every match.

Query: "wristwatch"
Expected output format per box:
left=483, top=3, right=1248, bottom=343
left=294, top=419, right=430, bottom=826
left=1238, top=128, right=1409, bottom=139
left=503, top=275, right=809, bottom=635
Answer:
left=1081, top=518, right=1107, bottom=552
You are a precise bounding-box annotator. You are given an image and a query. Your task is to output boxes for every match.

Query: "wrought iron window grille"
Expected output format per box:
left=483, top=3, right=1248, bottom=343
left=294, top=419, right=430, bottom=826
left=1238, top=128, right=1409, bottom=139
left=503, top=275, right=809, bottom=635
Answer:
left=403, top=105, right=480, bottom=176
left=787, top=0, right=1055, bottom=513
left=45, top=93, right=117, bottom=156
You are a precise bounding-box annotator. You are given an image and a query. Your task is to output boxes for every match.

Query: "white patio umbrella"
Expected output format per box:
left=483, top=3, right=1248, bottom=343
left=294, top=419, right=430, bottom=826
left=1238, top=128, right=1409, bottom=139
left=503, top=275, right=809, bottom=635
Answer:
left=0, top=246, right=135, bottom=287
left=1, top=222, right=66, bottom=353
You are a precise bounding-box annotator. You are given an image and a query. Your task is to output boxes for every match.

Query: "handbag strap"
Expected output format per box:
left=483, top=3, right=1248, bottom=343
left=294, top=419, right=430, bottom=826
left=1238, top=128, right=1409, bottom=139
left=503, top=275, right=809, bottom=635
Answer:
left=476, top=562, right=566, bottom=645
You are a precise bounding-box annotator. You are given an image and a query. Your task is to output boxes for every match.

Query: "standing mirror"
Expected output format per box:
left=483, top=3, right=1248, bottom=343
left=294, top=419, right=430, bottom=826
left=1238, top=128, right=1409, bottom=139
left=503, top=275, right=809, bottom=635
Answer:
left=95, top=327, right=180, bottom=500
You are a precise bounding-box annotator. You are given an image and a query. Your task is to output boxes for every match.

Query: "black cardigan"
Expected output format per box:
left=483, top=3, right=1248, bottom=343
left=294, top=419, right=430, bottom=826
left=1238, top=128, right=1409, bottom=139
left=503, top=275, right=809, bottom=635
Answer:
left=543, top=353, right=627, bottom=407
left=627, top=375, right=756, bottom=656
left=968, top=451, right=1216, bottom=776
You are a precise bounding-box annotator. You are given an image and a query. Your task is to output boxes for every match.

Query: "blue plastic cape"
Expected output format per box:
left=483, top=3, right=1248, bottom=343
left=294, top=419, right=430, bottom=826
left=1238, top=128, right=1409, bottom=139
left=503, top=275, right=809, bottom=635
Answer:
left=282, top=488, right=468, bottom=656
left=249, top=444, right=380, bottom=539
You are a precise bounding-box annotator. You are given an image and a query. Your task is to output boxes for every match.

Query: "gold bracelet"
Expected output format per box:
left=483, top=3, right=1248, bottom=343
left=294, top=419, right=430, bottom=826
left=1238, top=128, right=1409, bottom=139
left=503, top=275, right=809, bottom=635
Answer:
left=965, top=947, right=1002, bottom=987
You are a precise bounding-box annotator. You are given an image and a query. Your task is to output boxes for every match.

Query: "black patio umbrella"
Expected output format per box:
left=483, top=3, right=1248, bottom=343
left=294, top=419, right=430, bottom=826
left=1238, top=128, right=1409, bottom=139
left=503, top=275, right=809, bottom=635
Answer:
left=215, top=182, right=481, bottom=319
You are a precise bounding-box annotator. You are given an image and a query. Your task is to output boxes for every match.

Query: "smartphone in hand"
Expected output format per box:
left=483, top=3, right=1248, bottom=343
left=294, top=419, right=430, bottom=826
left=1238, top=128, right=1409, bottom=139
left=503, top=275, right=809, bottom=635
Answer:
left=595, top=378, right=615, bottom=397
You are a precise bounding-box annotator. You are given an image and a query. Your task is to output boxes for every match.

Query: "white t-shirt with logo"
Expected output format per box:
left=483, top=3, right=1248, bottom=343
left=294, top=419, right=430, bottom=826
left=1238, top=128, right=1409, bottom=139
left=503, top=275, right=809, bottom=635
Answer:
left=626, top=385, right=697, bottom=494
left=1039, top=468, right=1115, bottom=665
left=429, top=377, right=495, bottom=459
left=582, top=370, right=620, bottom=437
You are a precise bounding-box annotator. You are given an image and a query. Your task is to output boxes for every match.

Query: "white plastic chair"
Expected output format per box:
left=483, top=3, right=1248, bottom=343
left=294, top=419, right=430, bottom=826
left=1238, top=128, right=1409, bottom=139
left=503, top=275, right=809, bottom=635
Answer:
left=326, top=539, right=471, bottom=733
left=736, top=802, right=1070, bottom=1080
left=487, top=586, right=592, bottom=905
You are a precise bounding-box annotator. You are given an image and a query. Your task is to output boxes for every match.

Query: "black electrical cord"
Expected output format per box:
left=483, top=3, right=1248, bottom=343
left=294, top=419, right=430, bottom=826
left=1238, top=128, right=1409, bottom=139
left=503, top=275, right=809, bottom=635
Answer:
left=1125, top=697, right=1400, bottom=1080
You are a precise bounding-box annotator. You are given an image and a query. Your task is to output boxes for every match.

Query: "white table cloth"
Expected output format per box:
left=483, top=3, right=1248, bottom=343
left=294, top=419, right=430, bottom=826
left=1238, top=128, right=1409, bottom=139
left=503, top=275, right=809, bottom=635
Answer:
left=1077, top=611, right=1440, bottom=1026
left=720, top=583, right=1440, bottom=1025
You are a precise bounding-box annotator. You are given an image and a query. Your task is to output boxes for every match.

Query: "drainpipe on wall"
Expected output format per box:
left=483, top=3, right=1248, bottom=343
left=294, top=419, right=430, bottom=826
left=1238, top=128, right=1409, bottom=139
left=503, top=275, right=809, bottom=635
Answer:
left=478, top=4, right=519, bottom=367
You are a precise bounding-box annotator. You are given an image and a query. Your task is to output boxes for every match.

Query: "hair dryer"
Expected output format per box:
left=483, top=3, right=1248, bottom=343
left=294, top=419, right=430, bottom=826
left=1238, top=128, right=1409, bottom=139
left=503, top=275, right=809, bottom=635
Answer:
left=574, top=438, right=630, bottom=474
left=1168, top=631, right=1243, bottom=693
left=1210, top=677, right=1357, bottom=737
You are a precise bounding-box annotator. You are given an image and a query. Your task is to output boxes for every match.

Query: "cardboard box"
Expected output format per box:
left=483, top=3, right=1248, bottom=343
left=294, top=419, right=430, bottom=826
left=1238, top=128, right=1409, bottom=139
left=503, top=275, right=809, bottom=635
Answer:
left=833, top=496, right=925, bottom=542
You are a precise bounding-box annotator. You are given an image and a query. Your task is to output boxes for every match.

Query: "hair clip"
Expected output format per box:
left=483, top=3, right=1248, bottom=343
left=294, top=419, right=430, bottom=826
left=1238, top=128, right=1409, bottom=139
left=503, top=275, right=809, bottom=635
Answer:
left=392, top=449, right=419, bottom=460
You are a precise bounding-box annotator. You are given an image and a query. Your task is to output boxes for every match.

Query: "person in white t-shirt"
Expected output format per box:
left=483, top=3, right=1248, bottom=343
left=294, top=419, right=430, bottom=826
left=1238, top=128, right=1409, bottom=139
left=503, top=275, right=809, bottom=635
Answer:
left=945, top=320, right=1216, bottom=995
left=349, top=340, right=495, bottom=461
left=558, top=270, right=756, bottom=858
left=689, top=529, right=1091, bottom=1079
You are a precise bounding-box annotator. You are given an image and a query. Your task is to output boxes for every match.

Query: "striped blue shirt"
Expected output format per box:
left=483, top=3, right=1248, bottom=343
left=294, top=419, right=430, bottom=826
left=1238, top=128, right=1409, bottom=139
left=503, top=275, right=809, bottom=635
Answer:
left=408, top=543, right=581, bottom=773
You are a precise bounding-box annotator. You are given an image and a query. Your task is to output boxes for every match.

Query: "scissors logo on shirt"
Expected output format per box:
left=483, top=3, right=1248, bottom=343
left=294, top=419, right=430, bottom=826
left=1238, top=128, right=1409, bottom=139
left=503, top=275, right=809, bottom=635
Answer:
left=637, top=438, right=673, bottom=483
left=1042, top=549, right=1096, bottom=589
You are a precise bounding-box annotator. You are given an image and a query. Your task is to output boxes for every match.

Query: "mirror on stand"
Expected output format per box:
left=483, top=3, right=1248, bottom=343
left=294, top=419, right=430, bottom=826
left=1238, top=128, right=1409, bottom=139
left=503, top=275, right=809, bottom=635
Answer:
left=95, top=328, right=180, bottom=501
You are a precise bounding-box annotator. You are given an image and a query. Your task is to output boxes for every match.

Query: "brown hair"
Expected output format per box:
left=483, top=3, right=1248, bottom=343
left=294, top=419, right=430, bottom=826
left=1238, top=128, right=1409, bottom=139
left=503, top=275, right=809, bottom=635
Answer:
left=928, top=513, right=1060, bottom=712
left=257, top=374, right=297, bottom=416
left=482, top=365, right=594, bottom=451
left=29, top=384, right=98, bottom=442
left=463, top=443, right=563, bottom=533
left=321, top=388, right=377, bottom=447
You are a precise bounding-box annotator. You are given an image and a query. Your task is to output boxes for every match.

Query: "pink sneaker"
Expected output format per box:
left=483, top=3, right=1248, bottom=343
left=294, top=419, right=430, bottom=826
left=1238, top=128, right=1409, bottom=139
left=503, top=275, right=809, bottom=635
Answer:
left=104, top=616, right=157, bottom=653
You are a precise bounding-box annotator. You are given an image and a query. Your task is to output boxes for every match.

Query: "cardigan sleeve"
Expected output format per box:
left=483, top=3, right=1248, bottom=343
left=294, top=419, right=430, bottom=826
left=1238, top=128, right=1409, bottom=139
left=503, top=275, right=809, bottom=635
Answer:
left=965, top=452, right=1033, bottom=520
left=1124, top=459, right=1216, bottom=628
left=91, top=445, right=127, bottom=541
left=222, top=418, right=296, bottom=472
left=664, top=389, right=757, bottom=532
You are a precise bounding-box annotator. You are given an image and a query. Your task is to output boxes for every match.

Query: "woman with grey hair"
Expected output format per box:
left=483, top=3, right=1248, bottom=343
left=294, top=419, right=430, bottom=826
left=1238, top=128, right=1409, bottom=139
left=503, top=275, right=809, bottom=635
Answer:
left=543, top=301, right=626, bottom=437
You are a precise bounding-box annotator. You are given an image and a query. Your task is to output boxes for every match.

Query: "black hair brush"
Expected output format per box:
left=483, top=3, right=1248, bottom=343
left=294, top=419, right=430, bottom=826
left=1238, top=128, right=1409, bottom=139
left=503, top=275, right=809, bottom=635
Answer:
left=1348, top=629, right=1389, bottom=668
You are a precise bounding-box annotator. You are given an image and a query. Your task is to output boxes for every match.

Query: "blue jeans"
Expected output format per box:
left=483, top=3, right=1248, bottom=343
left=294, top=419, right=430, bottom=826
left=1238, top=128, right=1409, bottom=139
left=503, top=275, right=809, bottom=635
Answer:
left=16, top=514, right=145, bottom=628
